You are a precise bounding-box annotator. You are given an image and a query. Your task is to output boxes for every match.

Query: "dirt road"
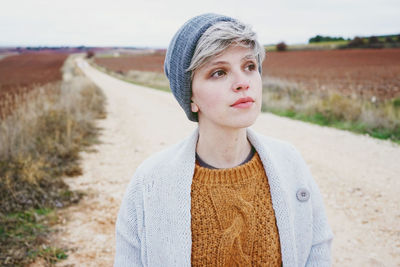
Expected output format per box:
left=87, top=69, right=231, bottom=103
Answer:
left=54, top=58, right=400, bottom=267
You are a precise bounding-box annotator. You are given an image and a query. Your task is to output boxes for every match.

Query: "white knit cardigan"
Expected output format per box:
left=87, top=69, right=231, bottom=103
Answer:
left=114, top=127, right=334, bottom=267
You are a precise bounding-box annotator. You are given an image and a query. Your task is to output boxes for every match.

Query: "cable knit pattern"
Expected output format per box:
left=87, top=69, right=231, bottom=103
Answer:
left=114, top=127, right=334, bottom=267
left=191, top=152, right=282, bottom=266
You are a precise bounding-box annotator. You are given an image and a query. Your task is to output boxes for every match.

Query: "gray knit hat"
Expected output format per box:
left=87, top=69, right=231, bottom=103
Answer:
left=164, top=13, right=236, bottom=122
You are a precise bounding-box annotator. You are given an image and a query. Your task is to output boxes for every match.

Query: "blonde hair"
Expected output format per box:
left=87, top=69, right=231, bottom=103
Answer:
left=186, top=19, right=265, bottom=80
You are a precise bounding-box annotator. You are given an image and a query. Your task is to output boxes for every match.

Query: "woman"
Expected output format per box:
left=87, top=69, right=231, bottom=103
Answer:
left=114, top=13, right=333, bottom=266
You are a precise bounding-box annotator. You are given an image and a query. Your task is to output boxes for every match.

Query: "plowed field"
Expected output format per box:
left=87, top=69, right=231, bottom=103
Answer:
left=94, top=51, right=165, bottom=73
left=0, top=52, right=68, bottom=116
left=0, top=52, right=68, bottom=93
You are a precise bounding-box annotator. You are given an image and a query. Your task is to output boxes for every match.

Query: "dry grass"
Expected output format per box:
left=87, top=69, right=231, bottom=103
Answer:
left=124, top=69, right=170, bottom=91
left=0, top=55, right=106, bottom=266
left=262, top=76, right=400, bottom=142
left=91, top=61, right=170, bottom=92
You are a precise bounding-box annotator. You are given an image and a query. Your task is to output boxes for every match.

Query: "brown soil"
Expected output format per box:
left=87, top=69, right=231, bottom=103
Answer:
left=0, top=52, right=68, bottom=117
left=0, top=52, right=68, bottom=91
left=94, top=51, right=165, bottom=73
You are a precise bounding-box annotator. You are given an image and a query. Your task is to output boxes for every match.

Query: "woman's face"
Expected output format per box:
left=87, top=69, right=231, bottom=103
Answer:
left=191, top=45, right=262, bottom=130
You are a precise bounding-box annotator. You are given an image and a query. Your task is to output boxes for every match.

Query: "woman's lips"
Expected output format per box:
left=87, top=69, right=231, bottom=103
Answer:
left=231, top=97, right=255, bottom=108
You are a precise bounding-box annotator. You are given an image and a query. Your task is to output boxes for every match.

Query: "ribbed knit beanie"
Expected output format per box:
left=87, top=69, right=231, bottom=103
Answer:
left=164, top=13, right=236, bottom=122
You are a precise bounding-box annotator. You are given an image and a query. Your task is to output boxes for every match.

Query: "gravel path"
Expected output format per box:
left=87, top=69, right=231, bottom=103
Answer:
left=54, top=58, right=400, bottom=267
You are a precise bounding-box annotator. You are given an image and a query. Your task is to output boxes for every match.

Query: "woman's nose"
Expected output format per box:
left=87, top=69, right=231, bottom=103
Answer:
left=232, top=80, right=250, bottom=91
left=231, top=69, right=250, bottom=91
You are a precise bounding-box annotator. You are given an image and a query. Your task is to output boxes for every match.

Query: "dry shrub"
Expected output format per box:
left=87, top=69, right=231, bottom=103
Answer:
left=385, top=36, right=394, bottom=43
left=0, top=59, right=106, bottom=213
left=359, top=100, right=400, bottom=129
left=262, top=76, right=400, bottom=139
left=369, top=36, right=379, bottom=44
left=348, top=37, right=364, bottom=48
left=276, top=42, right=287, bottom=51
left=315, top=92, right=362, bottom=121
left=262, top=77, right=310, bottom=112
left=86, top=50, right=95, bottom=59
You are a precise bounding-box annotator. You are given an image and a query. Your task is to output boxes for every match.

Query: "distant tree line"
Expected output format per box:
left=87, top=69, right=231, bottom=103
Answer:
left=309, top=35, right=346, bottom=43
left=17, top=46, right=94, bottom=51
left=274, top=34, right=400, bottom=52
left=344, top=34, right=400, bottom=49
left=308, top=34, right=400, bottom=48
left=8, top=46, right=98, bottom=53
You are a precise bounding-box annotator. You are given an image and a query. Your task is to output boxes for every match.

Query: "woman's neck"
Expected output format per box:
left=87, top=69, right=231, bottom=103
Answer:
left=196, top=125, right=252, bottom=169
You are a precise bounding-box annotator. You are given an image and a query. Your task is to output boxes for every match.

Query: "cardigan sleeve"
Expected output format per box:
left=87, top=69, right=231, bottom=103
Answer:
left=114, top=171, right=145, bottom=267
left=289, top=144, right=334, bottom=267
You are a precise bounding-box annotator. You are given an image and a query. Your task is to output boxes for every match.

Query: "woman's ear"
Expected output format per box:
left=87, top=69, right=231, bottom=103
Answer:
left=190, top=100, right=199, bottom=112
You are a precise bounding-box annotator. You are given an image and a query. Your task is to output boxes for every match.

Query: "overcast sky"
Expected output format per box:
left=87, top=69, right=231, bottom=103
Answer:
left=1, top=0, right=399, bottom=48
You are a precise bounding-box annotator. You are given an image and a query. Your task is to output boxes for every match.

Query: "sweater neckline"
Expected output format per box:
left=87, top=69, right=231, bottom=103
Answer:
left=193, top=151, right=263, bottom=185
left=195, top=146, right=256, bottom=169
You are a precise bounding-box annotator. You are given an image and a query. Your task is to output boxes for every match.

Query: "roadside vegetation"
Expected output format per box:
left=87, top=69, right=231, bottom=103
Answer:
left=92, top=62, right=170, bottom=92
left=262, top=77, right=400, bottom=144
left=0, top=54, right=106, bottom=266
left=88, top=50, right=170, bottom=91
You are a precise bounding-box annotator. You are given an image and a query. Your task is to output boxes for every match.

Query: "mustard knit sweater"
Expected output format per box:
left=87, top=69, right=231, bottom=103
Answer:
left=191, top=151, right=282, bottom=266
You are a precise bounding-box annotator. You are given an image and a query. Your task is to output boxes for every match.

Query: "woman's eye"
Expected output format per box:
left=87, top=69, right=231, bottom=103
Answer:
left=211, top=70, right=225, bottom=78
left=246, top=63, right=256, bottom=71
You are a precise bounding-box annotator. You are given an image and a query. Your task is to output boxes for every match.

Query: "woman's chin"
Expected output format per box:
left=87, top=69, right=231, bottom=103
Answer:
left=224, top=113, right=259, bottom=129
left=198, top=109, right=260, bottom=130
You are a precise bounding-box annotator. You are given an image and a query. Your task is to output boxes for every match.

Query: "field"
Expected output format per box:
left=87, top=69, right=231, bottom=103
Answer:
left=0, top=52, right=68, bottom=117
left=94, top=48, right=400, bottom=101
left=94, top=50, right=165, bottom=73
left=0, top=52, right=68, bottom=88
left=263, top=49, right=400, bottom=100
left=0, top=52, right=68, bottom=95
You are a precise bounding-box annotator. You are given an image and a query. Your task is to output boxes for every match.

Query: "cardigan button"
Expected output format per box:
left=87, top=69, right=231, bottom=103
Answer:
left=296, top=188, right=310, bottom=202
